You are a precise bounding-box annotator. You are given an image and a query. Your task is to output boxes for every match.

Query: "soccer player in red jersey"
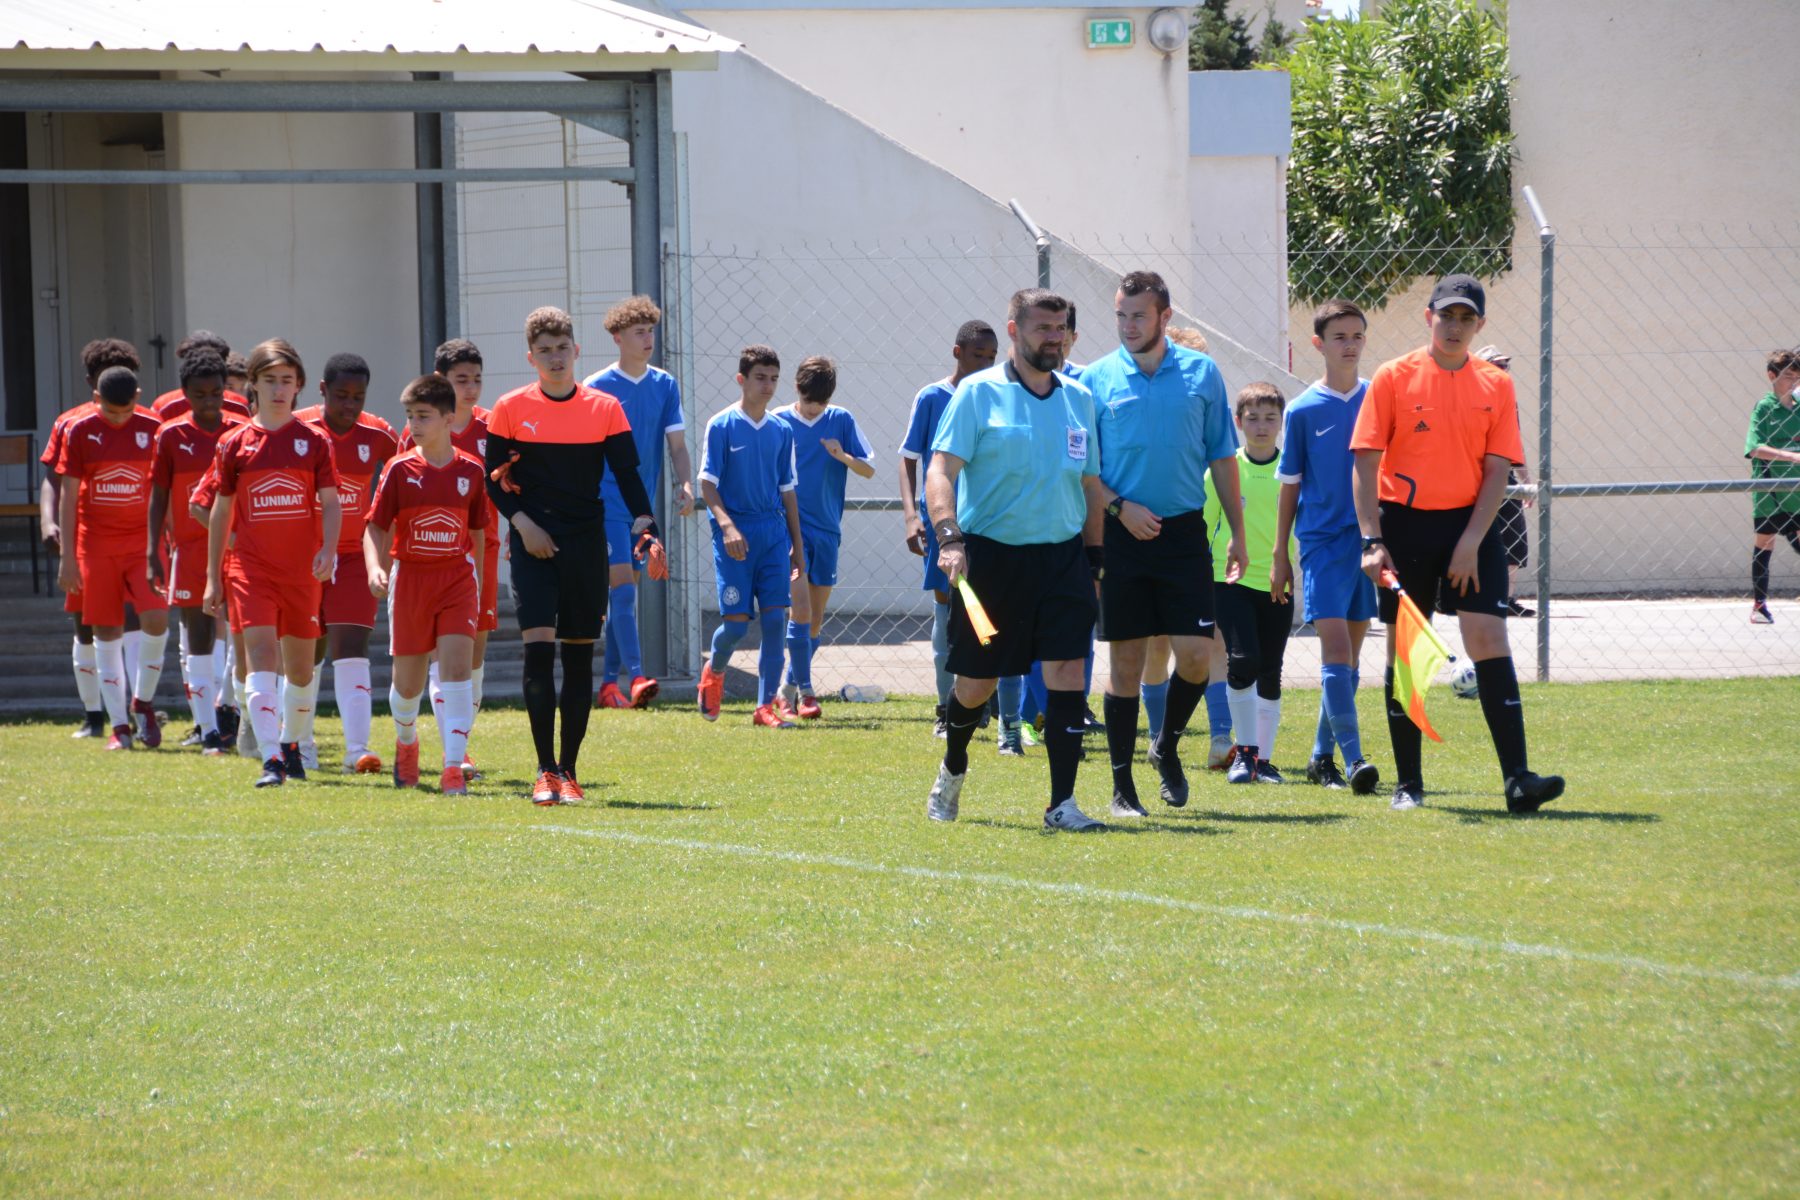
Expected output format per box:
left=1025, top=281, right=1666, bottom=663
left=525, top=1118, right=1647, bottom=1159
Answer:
left=150, top=332, right=251, bottom=421
left=293, top=353, right=398, bottom=774
left=148, top=351, right=244, bottom=755
left=203, top=339, right=343, bottom=788
left=55, top=366, right=172, bottom=749
left=365, top=374, right=489, bottom=794
left=186, top=459, right=254, bottom=756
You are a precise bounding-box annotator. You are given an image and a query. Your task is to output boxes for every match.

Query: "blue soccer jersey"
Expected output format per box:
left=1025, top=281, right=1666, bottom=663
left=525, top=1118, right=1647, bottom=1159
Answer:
left=773, top=403, right=874, bottom=539
left=900, top=379, right=955, bottom=477
left=1084, top=339, right=1238, bottom=519
left=930, top=363, right=1098, bottom=545
left=585, top=363, right=683, bottom=515
left=699, top=403, right=795, bottom=523
left=1276, top=380, right=1367, bottom=546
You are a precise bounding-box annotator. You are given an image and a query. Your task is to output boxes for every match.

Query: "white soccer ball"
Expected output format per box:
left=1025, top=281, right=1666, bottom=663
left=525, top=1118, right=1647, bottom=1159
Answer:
left=1448, top=656, right=1479, bottom=699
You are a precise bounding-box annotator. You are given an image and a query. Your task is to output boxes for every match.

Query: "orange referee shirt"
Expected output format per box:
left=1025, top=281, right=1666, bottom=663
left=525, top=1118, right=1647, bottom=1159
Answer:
left=1349, top=347, right=1524, bottom=510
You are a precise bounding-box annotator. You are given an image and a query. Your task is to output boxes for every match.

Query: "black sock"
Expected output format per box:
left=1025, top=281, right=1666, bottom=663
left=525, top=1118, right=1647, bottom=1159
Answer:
left=1102, top=692, right=1139, bottom=798
left=522, top=641, right=557, bottom=772
left=1044, top=688, right=1086, bottom=806
left=942, top=695, right=984, bottom=775
left=1473, top=656, right=1529, bottom=780
left=1158, top=672, right=1206, bottom=756
left=1385, top=665, right=1423, bottom=786
left=558, top=641, right=594, bottom=775
left=1753, top=547, right=1772, bottom=604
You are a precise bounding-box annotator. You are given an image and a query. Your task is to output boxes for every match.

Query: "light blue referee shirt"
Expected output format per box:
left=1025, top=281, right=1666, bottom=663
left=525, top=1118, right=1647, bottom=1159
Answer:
left=1084, top=338, right=1238, bottom=518
left=699, top=404, right=795, bottom=523
left=1276, top=380, right=1367, bottom=547
left=930, top=362, right=1098, bottom=545
left=585, top=363, right=684, bottom=514
left=773, top=403, right=874, bottom=538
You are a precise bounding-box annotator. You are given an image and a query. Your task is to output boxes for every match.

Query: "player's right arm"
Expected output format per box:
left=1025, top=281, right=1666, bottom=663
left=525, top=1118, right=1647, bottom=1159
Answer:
left=39, top=473, right=61, bottom=553
left=363, top=523, right=392, bottom=598
left=698, top=417, right=744, bottom=560
left=146, top=485, right=171, bottom=590
left=55, top=473, right=80, bottom=595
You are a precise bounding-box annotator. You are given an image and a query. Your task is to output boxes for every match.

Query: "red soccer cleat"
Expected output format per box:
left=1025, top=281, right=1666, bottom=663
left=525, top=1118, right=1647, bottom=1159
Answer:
left=752, top=703, right=795, bottom=730
left=132, top=699, right=161, bottom=748
left=629, top=675, right=659, bottom=707
left=557, top=772, right=586, bottom=805
left=697, top=664, right=725, bottom=722
left=531, top=769, right=564, bottom=806
left=795, top=693, right=823, bottom=720
left=106, top=724, right=134, bottom=751
left=352, top=751, right=383, bottom=775
left=596, top=681, right=632, bottom=709
left=393, top=740, right=420, bottom=789
left=439, top=765, right=467, bottom=796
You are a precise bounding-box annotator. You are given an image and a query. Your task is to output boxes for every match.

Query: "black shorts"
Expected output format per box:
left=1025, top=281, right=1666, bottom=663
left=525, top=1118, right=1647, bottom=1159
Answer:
left=1753, top=511, right=1800, bottom=536
left=1496, top=497, right=1530, bottom=567
left=1378, top=502, right=1510, bottom=623
left=1097, top=509, right=1216, bottom=640
left=947, top=533, right=1096, bottom=678
left=1213, top=582, right=1293, bottom=698
left=508, top=519, right=608, bottom=640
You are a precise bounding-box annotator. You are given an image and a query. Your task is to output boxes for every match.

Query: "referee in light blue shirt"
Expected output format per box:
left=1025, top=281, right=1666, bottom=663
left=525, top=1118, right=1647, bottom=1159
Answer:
left=924, top=288, right=1108, bottom=832
left=1083, top=270, right=1246, bottom=818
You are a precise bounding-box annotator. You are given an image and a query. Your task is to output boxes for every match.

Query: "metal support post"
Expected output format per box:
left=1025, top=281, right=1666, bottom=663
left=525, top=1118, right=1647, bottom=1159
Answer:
left=1523, top=185, right=1554, bottom=682
left=1008, top=199, right=1051, bottom=289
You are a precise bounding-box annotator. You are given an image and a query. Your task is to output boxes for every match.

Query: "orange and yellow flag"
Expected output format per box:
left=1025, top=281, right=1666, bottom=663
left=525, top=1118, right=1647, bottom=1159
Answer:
left=1389, top=581, right=1452, bottom=743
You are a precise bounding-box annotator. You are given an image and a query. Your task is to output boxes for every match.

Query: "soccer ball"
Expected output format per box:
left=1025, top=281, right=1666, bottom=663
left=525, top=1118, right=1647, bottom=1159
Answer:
left=1448, top=657, right=1479, bottom=699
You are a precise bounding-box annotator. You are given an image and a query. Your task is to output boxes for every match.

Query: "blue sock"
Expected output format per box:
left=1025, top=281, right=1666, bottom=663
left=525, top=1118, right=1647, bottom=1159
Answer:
left=1311, top=692, right=1335, bottom=760
left=602, top=608, right=622, bottom=685
left=996, top=675, right=1022, bottom=727
left=931, top=601, right=952, bottom=707
left=609, top=583, right=640, bottom=682
left=709, top=618, right=748, bottom=675
left=757, top=608, right=787, bottom=706
left=1141, top=680, right=1169, bottom=744
left=1322, top=662, right=1362, bottom=764
left=1023, top=661, right=1047, bottom=723
left=1206, top=680, right=1232, bottom=739
left=786, top=620, right=814, bottom=691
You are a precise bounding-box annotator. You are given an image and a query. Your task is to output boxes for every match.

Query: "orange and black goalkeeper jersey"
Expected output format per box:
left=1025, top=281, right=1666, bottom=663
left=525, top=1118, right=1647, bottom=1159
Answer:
left=484, top=382, right=653, bottom=532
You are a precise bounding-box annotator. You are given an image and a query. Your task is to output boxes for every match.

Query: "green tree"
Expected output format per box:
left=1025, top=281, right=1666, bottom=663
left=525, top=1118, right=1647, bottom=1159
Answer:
left=1256, top=3, right=1296, bottom=64
left=1190, top=0, right=1255, bottom=71
left=1285, top=0, right=1516, bottom=309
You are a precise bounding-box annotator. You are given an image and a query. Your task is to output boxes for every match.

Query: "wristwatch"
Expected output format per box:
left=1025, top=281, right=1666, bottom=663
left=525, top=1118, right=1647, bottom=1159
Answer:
left=1361, top=536, right=1385, bottom=551
left=1105, top=498, right=1123, bottom=519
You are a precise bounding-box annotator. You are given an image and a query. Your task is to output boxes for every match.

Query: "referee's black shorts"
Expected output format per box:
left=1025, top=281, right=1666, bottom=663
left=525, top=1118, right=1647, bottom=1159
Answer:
left=508, top=518, right=608, bottom=640
left=1377, top=502, right=1510, bottom=623
left=947, top=533, right=1096, bottom=678
left=1097, top=508, right=1216, bottom=641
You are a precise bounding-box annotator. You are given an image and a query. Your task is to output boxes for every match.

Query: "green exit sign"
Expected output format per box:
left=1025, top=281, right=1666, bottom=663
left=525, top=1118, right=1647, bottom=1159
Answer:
left=1086, top=18, right=1133, bottom=48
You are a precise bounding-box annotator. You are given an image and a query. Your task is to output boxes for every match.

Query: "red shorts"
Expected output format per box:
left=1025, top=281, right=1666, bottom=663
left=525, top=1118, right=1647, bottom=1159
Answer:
left=388, top=557, right=481, bottom=658
left=166, top=540, right=208, bottom=608
left=78, top=549, right=168, bottom=627
left=227, top=567, right=322, bottom=639
left=478, top=540, right=500, bottom=633
left=320, top=551, right=378, bottom=628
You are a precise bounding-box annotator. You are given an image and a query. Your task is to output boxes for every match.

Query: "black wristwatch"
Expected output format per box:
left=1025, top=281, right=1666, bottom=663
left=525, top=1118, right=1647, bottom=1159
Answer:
left=1362, top=536, right=1385, bottom=551
left=1105, top=497, right=1123, bottom=519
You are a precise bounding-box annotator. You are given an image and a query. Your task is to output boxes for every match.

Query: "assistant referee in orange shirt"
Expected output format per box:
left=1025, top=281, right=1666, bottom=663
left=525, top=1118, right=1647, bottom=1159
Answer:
left=1350, top=274, right=1563, bottom=814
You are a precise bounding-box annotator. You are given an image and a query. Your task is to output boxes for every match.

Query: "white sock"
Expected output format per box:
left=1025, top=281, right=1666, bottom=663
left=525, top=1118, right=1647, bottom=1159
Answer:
left=95, top=638, right=129, bottom=727
left=177, top=620, right=191, bottom=659
left=389, top=685, right=421, bottom=745
left=1255, top=695, right=1283, bottom=763
left=438, top=679, right=474, bottom=768
left=235, top=672, right=250, bottom=711
left=72, top=639, right=102, bottom=713
left=334, top=657, right=373, bottom=758
left=1227, top=684, right=1260, bottom=757
left=248, top=670, right=281, bottom=761
left=470, top=664, right=485, bottom=712
left=428, top=661, right=445, bottom=726
left=184, top=653, right=219, bottom=734
left=280, top=673, right=320, bottom=746
left=121, top=629, right=142, bottom=703
left=134, top=630, right=169, bottom=707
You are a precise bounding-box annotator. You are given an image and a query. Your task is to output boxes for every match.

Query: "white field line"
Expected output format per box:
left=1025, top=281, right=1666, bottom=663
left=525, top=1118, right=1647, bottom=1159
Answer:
left=540, top=824, right=1800, bottom=994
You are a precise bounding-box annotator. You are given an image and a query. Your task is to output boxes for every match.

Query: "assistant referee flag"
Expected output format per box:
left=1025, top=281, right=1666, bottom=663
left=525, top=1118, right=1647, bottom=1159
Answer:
left=1387, top=575, right=1452, bottom=743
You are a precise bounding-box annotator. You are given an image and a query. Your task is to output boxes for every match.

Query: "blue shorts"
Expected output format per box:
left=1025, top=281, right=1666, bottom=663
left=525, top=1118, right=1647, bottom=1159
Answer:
left=802, top=528, right=839, bottom=588
left=919, top=503, right=949, bottom=594
left=604, top=516, right=645, bottom=570
left=1300, top=530, right=1379, bottom=624
left=712, top=514, right=790, bottom=616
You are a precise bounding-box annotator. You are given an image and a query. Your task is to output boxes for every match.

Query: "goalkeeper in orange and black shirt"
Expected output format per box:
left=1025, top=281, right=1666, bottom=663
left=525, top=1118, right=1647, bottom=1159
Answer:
left=485, top=305, right=659, bottom=807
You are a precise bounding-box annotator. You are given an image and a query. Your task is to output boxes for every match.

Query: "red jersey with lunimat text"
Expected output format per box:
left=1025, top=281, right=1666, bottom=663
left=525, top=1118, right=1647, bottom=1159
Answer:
left=215, top=419, right=339, bottom=581
left=368, top=448, right=489, bottom=564
left=297, top=410, right=399, bottom=555
left=54, top=408, right=164, bottom=558
left=401, top=406, right=496, bottom=533
left=151, top=413, right=244, bottom=546
left=153, top=388, right=251, bottom=421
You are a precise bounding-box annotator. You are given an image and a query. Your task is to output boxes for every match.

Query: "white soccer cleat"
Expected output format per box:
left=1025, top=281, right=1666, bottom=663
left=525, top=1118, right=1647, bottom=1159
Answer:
left=1044, top=797, right=1107, bottom=832
left=926, top=763, right=965, bottom=822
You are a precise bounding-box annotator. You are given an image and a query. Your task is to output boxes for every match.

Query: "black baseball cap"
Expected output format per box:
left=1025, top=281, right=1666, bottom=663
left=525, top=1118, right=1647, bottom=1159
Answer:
left=1430, top=274, right=1485, bottom=316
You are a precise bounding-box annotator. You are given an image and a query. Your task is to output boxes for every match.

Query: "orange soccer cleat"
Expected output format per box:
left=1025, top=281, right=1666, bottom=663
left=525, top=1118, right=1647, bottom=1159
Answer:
left=459, top=753, right=480, bottom=781
left=628, top=675, right=659, bottom=708
left=697, top=664, right=725, bottom=722
left=392, top=740, right=420, bottom=789
left=352, top=751, right=383, bottom=775
left=531, top=769, right=564, bottom=806
left=439, top=765, right=468, bottom=796
left=752, top=703, right=795, bottom=730
left=596, top=681, right=632, bottom=709
left=795, top=693, right=823, bottom=720
left=557, top=772, right=586, bottom=805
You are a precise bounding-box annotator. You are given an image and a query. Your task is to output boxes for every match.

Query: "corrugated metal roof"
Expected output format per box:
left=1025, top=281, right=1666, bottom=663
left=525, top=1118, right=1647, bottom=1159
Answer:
left=5, top=0, right=736, bottom=59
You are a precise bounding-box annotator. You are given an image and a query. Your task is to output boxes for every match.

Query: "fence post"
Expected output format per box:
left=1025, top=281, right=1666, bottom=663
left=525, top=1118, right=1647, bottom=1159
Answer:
left=1523, top=186, right=1554, bottom=682
left=1008, top=198, right=1051, bottom=288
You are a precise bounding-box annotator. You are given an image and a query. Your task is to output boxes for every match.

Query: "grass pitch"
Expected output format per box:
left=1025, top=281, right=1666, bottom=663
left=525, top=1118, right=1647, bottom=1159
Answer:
left=1, top=679, right=1796, bottom=1197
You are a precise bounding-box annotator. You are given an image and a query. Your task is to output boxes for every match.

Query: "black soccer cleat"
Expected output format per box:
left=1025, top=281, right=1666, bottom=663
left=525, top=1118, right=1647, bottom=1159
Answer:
left=933, top=704, right=948, bottom=740
left=1253, top=759, right=1285, bottom=784
left=1348, top=758, right=1380, bottom=796
left=1391, top=780, right=1424, bottom=811
left=255, top=756, right=286, bottom=788
left=1109, top=788, right=1149, bottom=819
left=1306, top=754, right=1347, bottom=789
left=1147, top=739, right=1189, bottom=808
left=72, top=712, right=107, bottom=739
left=1505, top=771, right=1565, bottom=814
left=281, top=741, right=307, bottom=782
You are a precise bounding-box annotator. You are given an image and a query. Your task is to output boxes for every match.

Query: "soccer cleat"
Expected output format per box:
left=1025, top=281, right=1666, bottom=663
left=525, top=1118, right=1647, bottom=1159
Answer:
left=1082, top=706, right=1104, bottom=734
left=926, top=763, right=965, bottom=822
left=180, top=725, right=205, bottom=748
left=348, top=751, right=383, bottom=774
left=132, top=699, right=161, bottom=749
left=530, top=769, right=564, bottom=806
left=557, top=773, right=586, bottom=805
left=459, top=754, right=480, bottom=781
left=106, top=724, right=134, bottom=751
left=752, top=703, right=795, bottom=729
left=392, top=741, right=420, bottom=789
left=255, top=756, right=286, bottom=788
left=1750, top=602, right=1774, bottom=625
left=1109, top=788, right=1149, bottom=819
left=1348, top=758, right=1380, bottom=795
left=596, top=681, right=632, bottom=709
left=1044, top=798, right=1107, bottom=832
left=216, top=706, right=239, bottom=744
left=300, top=740, right=319, bottom=771
left=997, top=722, right=1024, bottom=757
left=1147, top=739, right=1189, bottom=807
left=72, top=712, right=107, bottom=739
left=1505, top=771, right=1565, bottom=814
left=1390, top=781, right=1424, bottom=811
left=1507, top=598, right=1536, bottom=618
left=795, top=693, right=823, bottom=720
left=1208, top=733, right=1235, bottom=770
left=1254, top=759, right=1285, bottom=784
left=1226, top=748, right=1257, bottom=785
left=439, top=765, right=468, bottom=796
left=933, top=705, right=948, bottom=739
left=697, top=665, right=724, bottom=722
left=629, top=675, right=660, bottom=708
left=200, top=730, right=228, bottom=757
left=1306, top=755, right=1348, bottom=789
left=282, top=742, right=307, bottom=782
left=1018, top=721, right=1040, bottom=748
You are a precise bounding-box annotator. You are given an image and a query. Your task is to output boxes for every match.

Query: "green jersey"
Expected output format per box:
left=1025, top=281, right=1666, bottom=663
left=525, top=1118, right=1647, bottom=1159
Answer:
left=1745, top=393, right=1800, bottom=518
left=1203, top=448, right=1295, bottom=593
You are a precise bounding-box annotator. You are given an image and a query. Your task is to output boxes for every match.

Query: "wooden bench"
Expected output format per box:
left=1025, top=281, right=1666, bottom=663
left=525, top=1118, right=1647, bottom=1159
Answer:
left=0, top=432, right=43, bottom=593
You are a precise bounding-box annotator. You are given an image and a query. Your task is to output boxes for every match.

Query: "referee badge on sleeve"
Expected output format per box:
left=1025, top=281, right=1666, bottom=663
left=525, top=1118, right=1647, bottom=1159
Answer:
left=1066, top=427, right=1088, bottom=461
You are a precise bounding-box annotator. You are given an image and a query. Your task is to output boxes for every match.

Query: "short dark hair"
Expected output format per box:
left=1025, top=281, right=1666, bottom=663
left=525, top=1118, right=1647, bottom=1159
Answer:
left=224, top=353, right=248, bottom=379
left=81, top=338, right=139, bottom=387
left=322, top=352, right=371, bottom=385
left=175, top=330, right=231, bottom=361
left=179, top=350, right=228, bottom=387
left=1234, top=380, right=1286, bottom=421
left=1007, top=288, right=1069, bottom=324
left=1767, top=349, right=1799, bottom=377
left=1312, top=298, right=1367, bottom=337
left=525, top=306, right=574, bottom=344
left=1066, top=301, right=1077, bottom=334
left=794, top=355, right=837, bottom=404
left=954, top=319, right=996, bottom=348
left=1119, top=270, right=1171, bottom=312
left=434, top=338, right=483, bottom=375
left=96, top=365, right=138, bottom=406
left=401, top=373, right=457, bottom=414
left=738, top=344, right=779, bottom=376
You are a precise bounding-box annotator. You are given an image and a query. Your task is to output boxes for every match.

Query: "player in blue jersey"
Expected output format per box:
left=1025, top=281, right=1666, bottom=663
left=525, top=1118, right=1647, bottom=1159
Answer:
left=773, top=356, right=875, bottom=719
left=697, top=345, right=809, bottom=729
left=1270, top=299, right=1382, bottom=795
left=900, top=320, right=999, bottom=737
left=584, top=296, right=695, bottom=711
